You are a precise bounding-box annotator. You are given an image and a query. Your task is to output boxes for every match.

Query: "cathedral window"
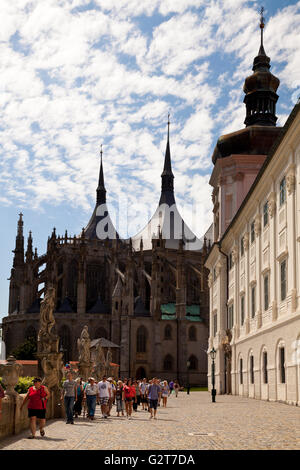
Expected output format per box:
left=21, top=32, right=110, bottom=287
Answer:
left=188, top=355, right=198, bottom=370
left=164, top=324, right=172, bottom=340
left=163, top=354, right=173, bottom=371
left=188, top=326, right=197, bottom=341
left=137, top=326, right=147, bottom=353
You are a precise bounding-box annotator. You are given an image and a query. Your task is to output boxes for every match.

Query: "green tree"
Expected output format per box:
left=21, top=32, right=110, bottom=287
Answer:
left=11, top=336, right=37, bottom=360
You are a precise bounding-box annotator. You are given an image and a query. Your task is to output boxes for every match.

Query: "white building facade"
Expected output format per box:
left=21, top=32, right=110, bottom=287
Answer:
left=205, top=101, right=300, bottom=405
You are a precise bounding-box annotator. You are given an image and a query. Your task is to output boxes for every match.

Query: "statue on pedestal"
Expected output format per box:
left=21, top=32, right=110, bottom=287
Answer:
left=38, top=286, right=59, bottom=354
left=77, top=326, right=93, bottom=381
left=105, top=348, right=113, bottom=376
left=93, top=342, right=106, bottom=380
left=37, top=286, right=63, bottom=418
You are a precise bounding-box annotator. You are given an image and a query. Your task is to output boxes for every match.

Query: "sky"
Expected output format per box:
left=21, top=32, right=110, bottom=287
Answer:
left=0, top=0, right=300, bottom=321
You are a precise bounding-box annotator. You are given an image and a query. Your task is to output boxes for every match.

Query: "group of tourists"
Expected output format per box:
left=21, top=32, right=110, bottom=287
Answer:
left=16, top=373, right=180, bottom=438
left=61, top=374, right=181, bottom=423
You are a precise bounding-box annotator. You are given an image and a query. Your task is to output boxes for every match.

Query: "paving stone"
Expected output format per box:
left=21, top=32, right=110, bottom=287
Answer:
left=0, top=392, right=299, bottom=450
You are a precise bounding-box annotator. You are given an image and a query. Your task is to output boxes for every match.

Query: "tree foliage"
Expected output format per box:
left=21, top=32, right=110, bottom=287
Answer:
left=11, top=336, right=37, bottom=360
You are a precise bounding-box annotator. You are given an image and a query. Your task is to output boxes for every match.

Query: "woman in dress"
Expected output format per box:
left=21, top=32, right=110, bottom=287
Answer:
left=20, top=377, right=50, bottom=438
left=115, top=380, right=125, bottom=417
left=161, top=380, right=170, bottom=407
left=122, top=378, right=136, bottom=419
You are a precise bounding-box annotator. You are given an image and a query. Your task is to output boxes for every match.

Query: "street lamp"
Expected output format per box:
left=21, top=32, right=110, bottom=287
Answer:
left=186, top=360, right=191, bottom=395
left=209, top=347, right=217, bottom=403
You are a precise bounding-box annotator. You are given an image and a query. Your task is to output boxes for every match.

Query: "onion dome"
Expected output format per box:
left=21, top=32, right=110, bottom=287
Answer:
left=243, top=8, right=280, bottom=127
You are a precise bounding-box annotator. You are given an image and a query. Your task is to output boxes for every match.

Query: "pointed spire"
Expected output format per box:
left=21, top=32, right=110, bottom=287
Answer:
left=26, top=230, right=33, bottom=263
left=13, top=213, right=24, bottom=267
left=258, top=6, right=266, bottom=55
left=97, top=144, right=106, bottom=205
left=243, top=7, right=280, bottom=127
left=159, top=114, right=175, bottom=206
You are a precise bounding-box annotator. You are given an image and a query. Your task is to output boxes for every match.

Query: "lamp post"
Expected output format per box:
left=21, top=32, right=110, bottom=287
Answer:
left=186, top=360, right=191, bottom=395
left=209, top=347, right=217, bottom=403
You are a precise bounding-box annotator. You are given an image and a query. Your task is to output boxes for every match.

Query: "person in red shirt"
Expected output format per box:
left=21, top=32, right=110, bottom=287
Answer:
left=122, top=378, right=136, bottom=419
left=21, top=377, right=50, bottom=439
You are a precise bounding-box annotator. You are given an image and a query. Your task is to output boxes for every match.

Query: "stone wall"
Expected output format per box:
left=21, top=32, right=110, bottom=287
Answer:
left=0, top=391, right=58, bottom=440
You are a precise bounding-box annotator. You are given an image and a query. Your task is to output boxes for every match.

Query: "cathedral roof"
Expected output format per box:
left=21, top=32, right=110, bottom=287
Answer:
left=85, top=147, right=119, bottom=241
left=130, top=120, right=203, bottom=252
left=212, top=10, right=282, bottom=165
left=87, top=295, right=108, bottom=314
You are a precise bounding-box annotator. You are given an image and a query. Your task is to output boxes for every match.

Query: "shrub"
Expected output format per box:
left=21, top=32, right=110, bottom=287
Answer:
left=0, top=376, right=34, bottom=393
left=11, top=337, right=37, bottom=360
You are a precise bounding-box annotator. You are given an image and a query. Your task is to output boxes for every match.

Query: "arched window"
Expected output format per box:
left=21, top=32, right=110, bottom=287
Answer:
left=164, top=324, right=172, bottom=340
left=95, top=327, right=108, bottom=339
left=163, top=354, right=173, bottom=371
left=189, top=326, right=197, bottom=341
left=25, top=325, right=36, bottom=340
left=137, top=326, right=147, bottom=353
left=189, top=355, right=198, bottom=370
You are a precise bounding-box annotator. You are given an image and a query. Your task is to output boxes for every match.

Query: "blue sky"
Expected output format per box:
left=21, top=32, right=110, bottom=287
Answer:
left=1, top=0, right=300, bottom=321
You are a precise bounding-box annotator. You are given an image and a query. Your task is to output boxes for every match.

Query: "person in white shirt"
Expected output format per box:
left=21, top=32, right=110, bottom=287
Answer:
left=140, top=378, right=148, bottom=411
left=97, top=376, right=111, bottom=418
left=107, top=378, right=115, bottom=416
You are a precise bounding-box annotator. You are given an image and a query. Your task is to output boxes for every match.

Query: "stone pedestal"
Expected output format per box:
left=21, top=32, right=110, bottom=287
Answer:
left=78, top=361, right=94, bottom=381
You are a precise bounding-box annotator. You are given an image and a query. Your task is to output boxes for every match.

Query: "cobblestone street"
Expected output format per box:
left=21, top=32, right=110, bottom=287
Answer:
left=0, top=392, right=299, bottom=450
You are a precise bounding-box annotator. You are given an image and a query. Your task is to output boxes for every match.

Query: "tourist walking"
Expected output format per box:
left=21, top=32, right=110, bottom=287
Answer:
left=20, top=377, right=50, bottom=438
left=161, top=380, right=170, bottom=407
left=132, top=380, right=140, bottom=412
left=169, top=380, right=174, bottom=395
left=123, top=378, right=135, bottom=419
left=115, top=380, right=125, bottom=417
left=98, top=375, right=111, bottom=419
left=107, top=378, right=115, bottom=416
left=147, top=378, right=161, bottom=420
left=61, top=372, right=77, bottom=424
left=140, top=378, right=148, bottom=411
left=84, top=377, right=98, bottom=420
left=73, top=378, right=84, bottom=418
